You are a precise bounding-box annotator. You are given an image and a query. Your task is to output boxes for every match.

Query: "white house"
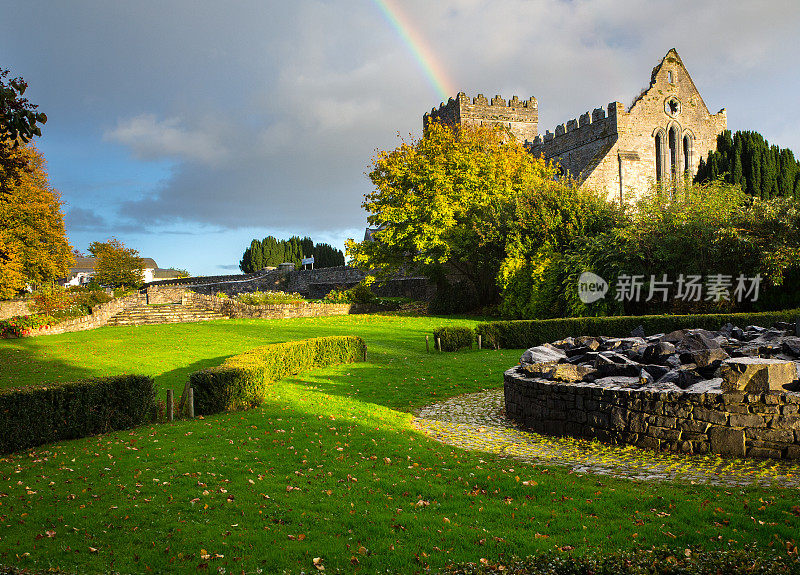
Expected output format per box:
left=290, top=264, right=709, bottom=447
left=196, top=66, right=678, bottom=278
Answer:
left=61, top=257, right=164, bottom=286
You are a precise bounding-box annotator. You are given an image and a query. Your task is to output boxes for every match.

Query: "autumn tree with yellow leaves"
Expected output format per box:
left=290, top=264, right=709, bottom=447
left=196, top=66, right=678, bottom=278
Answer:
left=0, top=68, right=72, bottom=298
left=347, top=121, right=561, bottom=310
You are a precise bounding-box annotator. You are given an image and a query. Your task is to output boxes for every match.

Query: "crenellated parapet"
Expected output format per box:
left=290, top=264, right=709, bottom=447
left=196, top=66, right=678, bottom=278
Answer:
left=527, top=102, right=623, bottom=157
left=423, top=92, right=539, bottom=142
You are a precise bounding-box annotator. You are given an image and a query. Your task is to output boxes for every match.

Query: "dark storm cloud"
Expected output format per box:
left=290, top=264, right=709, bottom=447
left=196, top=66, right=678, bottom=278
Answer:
left=3, top=0, right=800, bottom=239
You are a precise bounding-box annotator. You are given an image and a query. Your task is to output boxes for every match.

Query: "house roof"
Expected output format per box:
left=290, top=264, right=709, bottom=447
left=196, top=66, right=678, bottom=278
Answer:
left=69, top=256, right=158, bottom=271
left=151, top=268, right=183, bottom=279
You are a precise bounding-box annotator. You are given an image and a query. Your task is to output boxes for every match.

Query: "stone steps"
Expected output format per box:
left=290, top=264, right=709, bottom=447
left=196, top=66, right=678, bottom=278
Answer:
left=106, top=302, right=227, bottom=327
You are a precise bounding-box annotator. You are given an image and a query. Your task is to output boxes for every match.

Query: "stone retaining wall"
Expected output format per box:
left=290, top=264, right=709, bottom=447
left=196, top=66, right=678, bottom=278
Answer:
left=185, top=292, right=357, bottom=319
left=22, top=294, right=146, bottom=337
left=504, top=368, right=800, bottom=459
left=0, top=298, right=34, bottom=320
left=145, top=266, right=434, bottom=300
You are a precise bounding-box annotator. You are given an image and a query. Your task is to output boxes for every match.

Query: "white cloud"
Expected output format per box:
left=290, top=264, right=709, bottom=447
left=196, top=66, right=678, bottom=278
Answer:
left=104, top=114, right=230, bottom=166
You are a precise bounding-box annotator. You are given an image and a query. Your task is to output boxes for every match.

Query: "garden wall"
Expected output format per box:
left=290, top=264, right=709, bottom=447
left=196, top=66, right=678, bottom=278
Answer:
left=504, top=368, right=800, bottom=459
left=22, top=293, right=146, bottom=337
left=0, top=298, right=34, bottom=320
left=146, top=266, right=434, bottom=300
left=185, top=292, right=358, bottom=319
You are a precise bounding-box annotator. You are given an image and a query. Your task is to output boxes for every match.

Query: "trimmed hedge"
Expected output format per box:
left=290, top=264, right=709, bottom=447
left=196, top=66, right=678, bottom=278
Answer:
left=0, top=375, right=156, bottom=454
left=433, top=326, right=474, bottom=352
left=190, top=336, right=367, bottom=415
left=475, top=309, right=800, bottom=349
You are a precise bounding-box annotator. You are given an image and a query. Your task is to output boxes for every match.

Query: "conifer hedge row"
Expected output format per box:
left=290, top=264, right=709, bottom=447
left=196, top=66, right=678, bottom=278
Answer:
left=0, top=375, right=156, bottom=454
left=189, top=336, right=367, bottom=415
left=475, top=309, right=800, bottom=350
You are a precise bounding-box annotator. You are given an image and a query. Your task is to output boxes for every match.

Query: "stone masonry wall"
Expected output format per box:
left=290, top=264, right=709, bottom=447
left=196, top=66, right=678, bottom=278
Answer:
left=0, top=298, right=34, bottom=320
left=184, top=292, right=357, bottom=319
left=527, top=103, right=619, bottom=190
left=505, top=368, right=800, bottom=459
left=21, top=293, right=146, bottom=337
left=146, top=267, right=434, bottom=301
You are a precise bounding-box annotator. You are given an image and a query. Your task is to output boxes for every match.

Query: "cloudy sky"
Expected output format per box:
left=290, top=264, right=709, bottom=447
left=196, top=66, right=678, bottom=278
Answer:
left=2, top=1, right=799, bottom=275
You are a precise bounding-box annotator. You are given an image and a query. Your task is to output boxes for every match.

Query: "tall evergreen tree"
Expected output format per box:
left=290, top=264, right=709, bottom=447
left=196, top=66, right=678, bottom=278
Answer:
left=696, top=130, right=800, bottom=199
left=238, top=235, right=345, bottom=271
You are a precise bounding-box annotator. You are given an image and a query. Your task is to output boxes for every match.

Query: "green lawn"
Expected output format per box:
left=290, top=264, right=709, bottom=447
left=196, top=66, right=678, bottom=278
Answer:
left=0, top=315, right=799, bottom=574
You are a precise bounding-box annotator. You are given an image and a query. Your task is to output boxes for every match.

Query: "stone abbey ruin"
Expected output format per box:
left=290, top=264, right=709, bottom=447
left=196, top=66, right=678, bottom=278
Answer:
left=424, top=49, right=727, bottom=202
left=504, top=323, right=800, bottom=460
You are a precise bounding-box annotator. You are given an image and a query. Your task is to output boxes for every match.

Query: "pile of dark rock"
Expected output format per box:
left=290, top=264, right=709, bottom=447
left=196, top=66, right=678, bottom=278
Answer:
left=519, top=322, right=800, bottom=395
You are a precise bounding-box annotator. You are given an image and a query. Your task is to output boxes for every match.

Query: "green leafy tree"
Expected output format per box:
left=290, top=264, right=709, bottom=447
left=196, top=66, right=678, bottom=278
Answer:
left=88, top=238, right=144, bottom=289
left=1, top=68, right=48, bottom=189
left=498, top=182, right=621, bottom=318
left=347, top=121, right=558, bottom=306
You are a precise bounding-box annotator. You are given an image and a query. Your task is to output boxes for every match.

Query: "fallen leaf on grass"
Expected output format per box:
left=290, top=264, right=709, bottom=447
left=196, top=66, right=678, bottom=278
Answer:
left=313, top=557, right=325, bottom=571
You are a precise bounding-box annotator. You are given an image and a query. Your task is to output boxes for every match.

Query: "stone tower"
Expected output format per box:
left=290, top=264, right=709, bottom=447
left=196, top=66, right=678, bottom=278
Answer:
left=423, top=92, right=539, bottom=143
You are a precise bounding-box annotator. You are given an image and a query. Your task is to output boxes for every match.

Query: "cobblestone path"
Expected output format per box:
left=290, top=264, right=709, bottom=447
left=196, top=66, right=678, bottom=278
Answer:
left=413, top=389, right=800, bottom=488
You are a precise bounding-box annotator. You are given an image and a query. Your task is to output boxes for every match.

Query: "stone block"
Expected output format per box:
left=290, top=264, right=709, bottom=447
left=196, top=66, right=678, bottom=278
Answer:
left=785, top=445, right=800, bottom=459
left=770, top=415, right=800, bottom=430
left=680, top=419, right=710, bottom=433
left=648, top=426, right=681, bottom=441
left=746, top=428, right=793, bottom=443
left=610, top=407, right=627, bottom=429
left=728, top=413, right=766, bottom=428
left=693, top=407, right=728, bottom=425
left=520, top=344, right=566, bottom=366
left=654, top=415, right=677, bottom=428
left=720, top=357, right=797, bottom=393
left=629, top=412, right=648, bottom=434
left=636, top=436, right=660, bottom=450
left=552, top=363, right=596, bottom=383
left=662, top=402, right=692, bottom=418
left=747, top=447, right=782, bottom=459
left=708, top=426, right=745, bottom=456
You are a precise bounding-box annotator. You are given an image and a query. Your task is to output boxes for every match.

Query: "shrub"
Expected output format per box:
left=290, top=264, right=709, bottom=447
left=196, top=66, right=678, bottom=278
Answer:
left=475, top=308, right=800, bottom=349
left=189, top=336, right=367, bottom=415
left=70, top=287, right=113, bottom=314
left=432, top=326, right=474, bottom=352
left=0, top=314, right=57, bottom=338
left=322, top=288, right=350, bottom=303
left=0, top=375, right=155, bottom=454
left=323, top=277, right=377, bottom=305
left=31, top=284, right=73, bottom=316
left=235, top=290, right=305, bottom=305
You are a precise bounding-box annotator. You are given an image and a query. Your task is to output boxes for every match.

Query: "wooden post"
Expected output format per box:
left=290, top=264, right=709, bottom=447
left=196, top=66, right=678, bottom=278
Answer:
left=477, top=335, right=482, bottom=350
left=425, top=335, right=430, bottom=353
left=178, top=380, right=191, bottom=415
left=166, top=389, right=174, bottom=422
left=188, top=387, right=195, bottom=419
left=436, top=337, right=441, bottom=352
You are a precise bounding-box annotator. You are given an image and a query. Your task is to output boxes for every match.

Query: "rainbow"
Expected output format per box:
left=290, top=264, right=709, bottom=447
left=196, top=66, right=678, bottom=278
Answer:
left=373, top=0, right=457, bottom=101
